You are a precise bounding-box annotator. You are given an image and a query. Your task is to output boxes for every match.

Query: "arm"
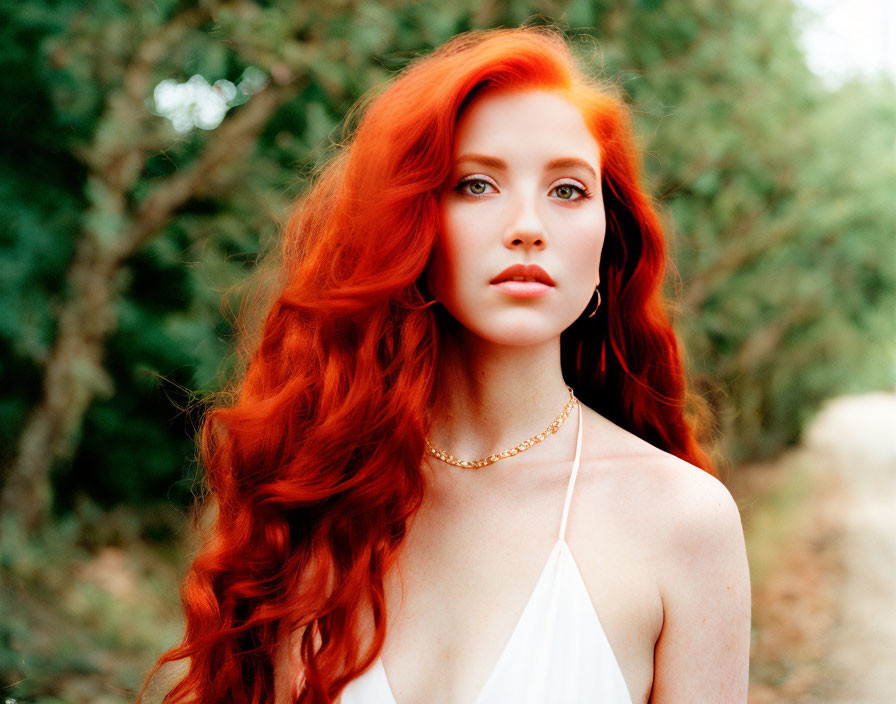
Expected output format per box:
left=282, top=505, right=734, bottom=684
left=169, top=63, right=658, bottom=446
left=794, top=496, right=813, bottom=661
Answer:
left=650, top=469, right=751, bottom=703
left=138, top=660, right=189, bottom=704
left=141, top=625, right=307, bottom=703
left=274, top=622, right=309, bottom=704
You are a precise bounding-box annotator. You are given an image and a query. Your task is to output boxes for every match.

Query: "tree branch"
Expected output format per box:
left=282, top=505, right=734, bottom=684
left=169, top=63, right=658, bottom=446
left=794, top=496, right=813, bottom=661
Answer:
left=113, top=79, right=301, bottom=262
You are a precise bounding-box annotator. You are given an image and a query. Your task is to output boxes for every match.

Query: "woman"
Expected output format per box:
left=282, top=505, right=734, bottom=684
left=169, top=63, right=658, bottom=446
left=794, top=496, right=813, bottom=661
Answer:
left=143, top=25, right=750, bottom=704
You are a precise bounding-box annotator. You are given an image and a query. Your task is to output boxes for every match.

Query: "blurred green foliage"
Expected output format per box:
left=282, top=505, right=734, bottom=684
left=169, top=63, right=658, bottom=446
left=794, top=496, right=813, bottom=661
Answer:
left=611, top=0, right=896, bottom=456
left=1, top=507, right=185, bottom=703
left=0, top=0, right=895, bottom=697
left=2, top=0, right=894, bottom=504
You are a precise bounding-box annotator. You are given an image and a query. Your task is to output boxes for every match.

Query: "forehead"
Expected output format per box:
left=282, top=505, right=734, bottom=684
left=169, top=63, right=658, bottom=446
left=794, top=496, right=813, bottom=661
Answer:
left=453, top=88, right=600, bottom=166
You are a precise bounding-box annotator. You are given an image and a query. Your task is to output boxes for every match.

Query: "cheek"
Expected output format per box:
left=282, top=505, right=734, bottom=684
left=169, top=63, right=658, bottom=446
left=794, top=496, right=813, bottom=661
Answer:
left=568, top=207, right=607, bottom=282
left=430, top=205, right=479, bottom=296
left=442, top=207, right=480, bottom=252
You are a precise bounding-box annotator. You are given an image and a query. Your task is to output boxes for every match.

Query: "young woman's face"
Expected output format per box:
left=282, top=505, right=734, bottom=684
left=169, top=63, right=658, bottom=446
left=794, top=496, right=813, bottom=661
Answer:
left=428, top=88, right=606, bottom=347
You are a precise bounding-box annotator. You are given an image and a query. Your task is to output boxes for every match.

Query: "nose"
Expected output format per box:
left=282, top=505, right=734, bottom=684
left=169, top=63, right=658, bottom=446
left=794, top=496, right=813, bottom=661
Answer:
left=503, top=190, right=547, bottom=250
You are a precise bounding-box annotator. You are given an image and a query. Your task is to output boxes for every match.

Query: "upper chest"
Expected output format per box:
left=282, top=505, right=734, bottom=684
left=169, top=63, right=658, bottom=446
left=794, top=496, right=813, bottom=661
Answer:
left=353, top=459, right=664, bottom=704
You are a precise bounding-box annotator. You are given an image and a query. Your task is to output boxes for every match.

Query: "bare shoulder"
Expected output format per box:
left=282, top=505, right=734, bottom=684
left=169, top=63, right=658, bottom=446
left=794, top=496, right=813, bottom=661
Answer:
left=579, top=404, right=742, bottom=545
left=579, top=407, right=750, bottom=702
left=634, top=449, right=743, bottom=557
left=649, top=458, right=750, bottom=702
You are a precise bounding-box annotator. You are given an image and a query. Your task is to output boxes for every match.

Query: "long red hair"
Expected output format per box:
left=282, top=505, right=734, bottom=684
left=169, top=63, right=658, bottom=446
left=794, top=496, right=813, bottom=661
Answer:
left=142, top=25, right=711, bottom=704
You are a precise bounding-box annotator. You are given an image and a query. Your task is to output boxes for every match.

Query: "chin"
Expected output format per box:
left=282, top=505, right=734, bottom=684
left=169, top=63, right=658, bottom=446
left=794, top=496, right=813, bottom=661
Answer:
left=466, top=320, right=566, bottom=348
left=438, top=301, right=573, bottom=347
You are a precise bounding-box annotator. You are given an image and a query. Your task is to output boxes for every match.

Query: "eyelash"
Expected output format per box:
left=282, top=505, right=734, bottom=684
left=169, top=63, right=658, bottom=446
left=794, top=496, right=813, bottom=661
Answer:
left=454, top=177, right=592, bottom=200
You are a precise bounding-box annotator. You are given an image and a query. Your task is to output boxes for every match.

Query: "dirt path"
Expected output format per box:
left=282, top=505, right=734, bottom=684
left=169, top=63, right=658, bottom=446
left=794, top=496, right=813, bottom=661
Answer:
left=804, top=392, right=896, bottom=703
left=742, top=391, right=896, bottom=703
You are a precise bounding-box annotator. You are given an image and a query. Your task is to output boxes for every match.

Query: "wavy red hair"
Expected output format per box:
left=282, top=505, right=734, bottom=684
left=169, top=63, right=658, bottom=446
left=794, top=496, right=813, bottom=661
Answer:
left=141, top=25, right=712, bottom=704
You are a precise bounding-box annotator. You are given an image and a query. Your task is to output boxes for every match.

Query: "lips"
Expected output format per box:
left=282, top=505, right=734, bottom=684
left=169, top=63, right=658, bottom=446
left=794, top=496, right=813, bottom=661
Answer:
left=489, top=263, right=555, bottom=286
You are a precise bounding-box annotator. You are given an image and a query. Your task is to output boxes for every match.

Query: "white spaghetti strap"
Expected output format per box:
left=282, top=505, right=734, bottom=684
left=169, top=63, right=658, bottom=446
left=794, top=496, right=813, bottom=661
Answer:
left=558, top=399, right=583, bottom=542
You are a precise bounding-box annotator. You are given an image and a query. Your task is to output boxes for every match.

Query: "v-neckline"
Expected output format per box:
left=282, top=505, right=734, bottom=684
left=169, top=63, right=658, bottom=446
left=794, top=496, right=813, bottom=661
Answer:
left=377, top=537, right=570, bottom=704
left=375, top=400, right=586, bottom=704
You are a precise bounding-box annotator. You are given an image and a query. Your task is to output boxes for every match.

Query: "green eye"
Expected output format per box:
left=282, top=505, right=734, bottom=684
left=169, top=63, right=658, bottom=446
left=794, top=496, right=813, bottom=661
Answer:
left=552, top=183, right=589, bottom=200
left=455, top=178, right=493, bottom=196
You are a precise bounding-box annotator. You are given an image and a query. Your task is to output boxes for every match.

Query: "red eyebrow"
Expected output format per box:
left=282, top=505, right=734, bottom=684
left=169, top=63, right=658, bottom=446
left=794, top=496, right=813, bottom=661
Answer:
left=455, top=153, right=598, bottom=180
left=544, top=157, right=598, bottom=179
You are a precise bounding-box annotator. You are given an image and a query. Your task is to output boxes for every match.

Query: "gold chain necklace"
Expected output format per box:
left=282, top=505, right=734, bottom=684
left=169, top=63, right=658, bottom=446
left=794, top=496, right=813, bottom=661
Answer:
left=425, top=386, right=577, bottom=469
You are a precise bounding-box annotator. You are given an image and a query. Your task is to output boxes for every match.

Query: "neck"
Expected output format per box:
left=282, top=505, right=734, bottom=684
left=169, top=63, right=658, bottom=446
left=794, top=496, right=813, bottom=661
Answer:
left=428, top=323, right=574, bottom=465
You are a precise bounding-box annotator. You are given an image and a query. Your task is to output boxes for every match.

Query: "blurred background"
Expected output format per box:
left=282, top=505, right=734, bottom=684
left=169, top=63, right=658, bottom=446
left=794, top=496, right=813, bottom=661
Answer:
left=1, top=0, right=894, bottom=702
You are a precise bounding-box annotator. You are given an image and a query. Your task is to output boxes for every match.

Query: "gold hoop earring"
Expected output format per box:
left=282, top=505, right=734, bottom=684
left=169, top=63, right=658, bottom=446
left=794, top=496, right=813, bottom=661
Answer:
left=587, top=288, right=601, bottom=319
